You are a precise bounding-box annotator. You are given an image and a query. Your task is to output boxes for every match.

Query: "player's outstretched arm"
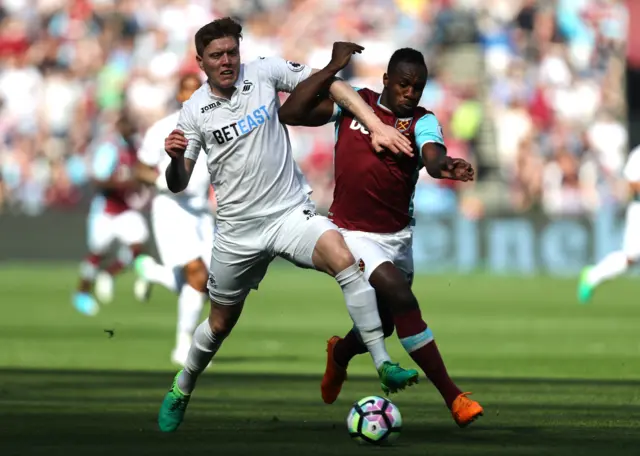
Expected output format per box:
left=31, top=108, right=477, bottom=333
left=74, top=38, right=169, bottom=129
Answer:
left=135, top=163, right=159, bottom=186
left=278, top=72, right=338, bottom=126
left=329, top=81, right=413, bottom=156
left=422, top=143, right=474, bottom=182
left=92, top=175, right=138, bottom=192
left=279, top=42, right=364, bottom=127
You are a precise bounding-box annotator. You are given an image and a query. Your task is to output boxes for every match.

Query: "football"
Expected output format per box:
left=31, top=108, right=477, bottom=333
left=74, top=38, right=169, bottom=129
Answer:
left=346, top=396, right=402, bottom=445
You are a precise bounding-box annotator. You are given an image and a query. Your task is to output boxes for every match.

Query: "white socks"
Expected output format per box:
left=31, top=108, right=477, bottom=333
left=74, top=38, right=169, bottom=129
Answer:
left=176, top=320, right=222, bottom=394
left=335, top=262, right=390, bottom=369
left=176, top=285, right=205, bottom=348
left=588, top=251, right=629, bottom=287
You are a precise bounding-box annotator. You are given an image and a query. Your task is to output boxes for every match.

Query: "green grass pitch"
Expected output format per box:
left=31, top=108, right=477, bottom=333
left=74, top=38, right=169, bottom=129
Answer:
left=1, top=263, right=640, bottom=455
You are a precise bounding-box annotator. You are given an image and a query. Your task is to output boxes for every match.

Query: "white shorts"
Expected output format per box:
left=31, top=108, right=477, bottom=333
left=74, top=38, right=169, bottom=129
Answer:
left=208, top=198, right=336, bottom=305
left=151, top=194, right=214, bottom=269
left=623, top=202, right=640, bottom=259
left=340, top=226, right=414, bottom=282
left=87, top=209, right=149, bottom=254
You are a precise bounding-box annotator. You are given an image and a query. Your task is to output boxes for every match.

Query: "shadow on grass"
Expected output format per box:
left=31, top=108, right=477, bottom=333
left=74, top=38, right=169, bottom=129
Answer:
left=1, top=368, right=639, bottom=456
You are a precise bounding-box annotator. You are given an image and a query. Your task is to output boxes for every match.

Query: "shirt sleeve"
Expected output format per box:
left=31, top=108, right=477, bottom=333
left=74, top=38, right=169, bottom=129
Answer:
left=137, top=122, right=164, bottom=167
left=92, top=142, right=119, bottom=180
left=414, top=113, right=446, bottom=152
left=178, top=102, right=204, bottom=162
left=329, top=87, right=363, bottom=122
left=259, top=56, right=313, bottom=93
left=624, top=147, right=640, bottom=182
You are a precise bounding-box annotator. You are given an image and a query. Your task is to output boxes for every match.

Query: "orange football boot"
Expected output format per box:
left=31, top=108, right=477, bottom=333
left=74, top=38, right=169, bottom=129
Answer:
left=451, top=392, right=484, bottom=427
left=321, top=336, right=348, bottom=404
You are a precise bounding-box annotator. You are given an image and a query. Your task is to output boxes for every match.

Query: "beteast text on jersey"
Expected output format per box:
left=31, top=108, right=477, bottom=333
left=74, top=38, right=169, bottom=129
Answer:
left=211, top=105, right=271, bottom=145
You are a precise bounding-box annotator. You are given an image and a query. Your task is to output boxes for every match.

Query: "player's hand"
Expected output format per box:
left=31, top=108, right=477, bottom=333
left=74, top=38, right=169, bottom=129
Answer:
left=441, top=157, right=475, bottom=182
left=370, top=123, right=414, bottom=157
left=165, top=129, right=188, bottom=159
left=327, top=42, right=365, bottom=73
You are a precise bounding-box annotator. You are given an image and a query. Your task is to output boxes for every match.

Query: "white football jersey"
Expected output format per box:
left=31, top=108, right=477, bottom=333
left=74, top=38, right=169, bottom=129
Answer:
left=138, top=110, right=211, bottom=211
left=624, top=144, right=640, bottom=183
left=179, top=57, right=313, bottom=221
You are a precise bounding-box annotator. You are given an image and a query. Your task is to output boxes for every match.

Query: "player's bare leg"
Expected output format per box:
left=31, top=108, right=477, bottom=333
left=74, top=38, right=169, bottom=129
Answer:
left=171, top=259, right=208, bottom=366
left=329, top=262, right=483, bottom=426
left=312, top=230, right=418, bottom=395
left=158, top=298, right=244, bottom=432
left=73, top=253, right=102, bottom=316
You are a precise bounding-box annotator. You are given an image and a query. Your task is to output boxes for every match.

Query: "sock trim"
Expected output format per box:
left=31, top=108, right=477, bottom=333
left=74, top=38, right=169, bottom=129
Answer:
left=400, top=327, right=434, bottom=353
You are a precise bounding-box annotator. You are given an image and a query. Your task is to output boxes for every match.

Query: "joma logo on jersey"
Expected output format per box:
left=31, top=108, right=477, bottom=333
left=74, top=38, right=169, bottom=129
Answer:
left=212, top=105, right=271, bottom=145
left=349, top=119, right=370, bottom=135
left=201, top=101, right=221, bottom=113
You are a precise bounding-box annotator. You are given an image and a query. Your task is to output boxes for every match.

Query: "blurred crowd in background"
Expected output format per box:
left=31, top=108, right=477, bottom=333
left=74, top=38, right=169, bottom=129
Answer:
left=0, top=0, right=629, bottom=217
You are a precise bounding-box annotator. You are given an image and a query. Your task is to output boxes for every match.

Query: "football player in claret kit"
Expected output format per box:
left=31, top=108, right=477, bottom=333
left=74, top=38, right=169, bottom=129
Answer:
left=279, top=47, right=484, bottom=427
left=73, top=108, right=151, bottom=316
left=157, top=18, right=420, bottom=432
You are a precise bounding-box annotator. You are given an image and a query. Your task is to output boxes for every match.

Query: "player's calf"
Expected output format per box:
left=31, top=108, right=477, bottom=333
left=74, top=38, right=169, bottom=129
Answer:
left=369, top=262, right=481, bottom=422
left=312, top=230, right=390, bottom=368
left=172, top=258, right=208, bottom=366
left=175, top=299, right=244, bottom=395
left=73, top=254, right=101, bottom=316
left=332, top=296, right=395, bottom=368
left=77, top=253, right=101, bottom=293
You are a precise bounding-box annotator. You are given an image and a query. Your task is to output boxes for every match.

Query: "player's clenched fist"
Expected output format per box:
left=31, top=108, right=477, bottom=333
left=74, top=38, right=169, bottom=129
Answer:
left=442, top=157, right=475, bottom=182
left=165, top=129, right=189, bottom=158
left=328, top=42, right=365, bottom=73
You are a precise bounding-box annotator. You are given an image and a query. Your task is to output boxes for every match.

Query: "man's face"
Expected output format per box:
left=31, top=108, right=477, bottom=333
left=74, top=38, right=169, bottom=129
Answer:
left=383, top=62, right=427, bottom=118
left=197, top=36, right=241, bottom=91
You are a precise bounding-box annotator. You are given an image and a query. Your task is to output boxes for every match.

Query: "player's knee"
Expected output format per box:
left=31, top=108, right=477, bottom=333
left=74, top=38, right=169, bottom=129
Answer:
left=208, top=299, right=244, bottom=339
left=393, top=286, right=418, bottom=314
left=312, top=230, right=355, bottom=276
left=370, top=264, right=418, bottom=314
left=184, top=259, right=208, bottom=293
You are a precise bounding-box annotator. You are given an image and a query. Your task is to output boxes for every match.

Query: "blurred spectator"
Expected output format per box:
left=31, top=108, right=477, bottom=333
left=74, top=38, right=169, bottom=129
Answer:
left=482, top=0, right=628, bottom=215
left=0, top=0, right=628, bottom=217
left=1, top=0, right=480, bottom=216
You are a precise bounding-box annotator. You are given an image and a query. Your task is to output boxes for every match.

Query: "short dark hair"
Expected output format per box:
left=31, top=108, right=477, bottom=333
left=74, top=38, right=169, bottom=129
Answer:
left=387, top=48, right=426, bottom=74
left=195, top=17, right=243, bottom=56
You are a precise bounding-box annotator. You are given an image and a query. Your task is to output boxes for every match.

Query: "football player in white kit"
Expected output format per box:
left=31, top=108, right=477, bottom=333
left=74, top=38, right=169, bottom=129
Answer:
left=157, top=18, right=419, bottom=433
left=134, top=73, right=213, bottom=366
left=578, top=144, right=640, bottom=303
